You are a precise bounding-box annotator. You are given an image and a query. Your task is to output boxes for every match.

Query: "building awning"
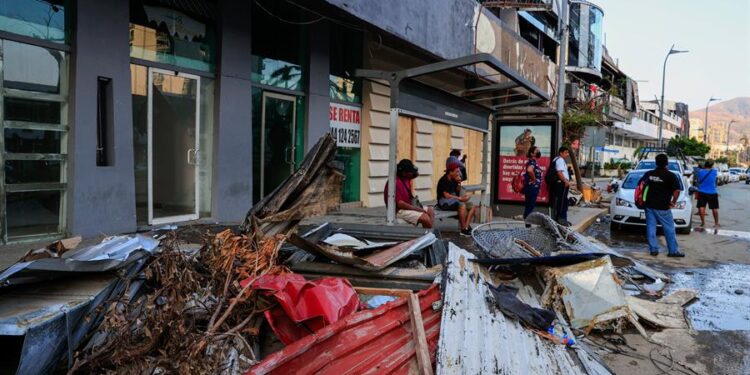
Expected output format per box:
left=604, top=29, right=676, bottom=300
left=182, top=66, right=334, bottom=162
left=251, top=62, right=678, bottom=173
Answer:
left=356, top=52, right=551, bottom=224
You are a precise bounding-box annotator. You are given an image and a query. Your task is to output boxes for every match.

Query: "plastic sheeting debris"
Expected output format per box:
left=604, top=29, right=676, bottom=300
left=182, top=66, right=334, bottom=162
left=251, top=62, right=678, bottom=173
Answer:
left=246, top=274, right=362, bottom=344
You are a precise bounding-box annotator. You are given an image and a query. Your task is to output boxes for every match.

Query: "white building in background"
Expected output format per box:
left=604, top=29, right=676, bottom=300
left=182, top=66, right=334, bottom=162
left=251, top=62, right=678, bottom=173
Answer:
left=586, top=100, right=683, bottom=167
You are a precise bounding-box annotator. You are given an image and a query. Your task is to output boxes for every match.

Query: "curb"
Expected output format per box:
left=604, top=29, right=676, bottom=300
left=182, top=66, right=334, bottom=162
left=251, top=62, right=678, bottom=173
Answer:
left=571, top=207, right=608, bottom=233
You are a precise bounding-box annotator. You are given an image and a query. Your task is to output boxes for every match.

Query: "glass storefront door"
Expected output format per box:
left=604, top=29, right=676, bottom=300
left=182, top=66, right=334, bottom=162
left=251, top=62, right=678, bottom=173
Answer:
left=0, top=39, right=68, bottom=242
left=147, top=68, right=200, bottom=224
left=258, top=92, right=296, bottom=198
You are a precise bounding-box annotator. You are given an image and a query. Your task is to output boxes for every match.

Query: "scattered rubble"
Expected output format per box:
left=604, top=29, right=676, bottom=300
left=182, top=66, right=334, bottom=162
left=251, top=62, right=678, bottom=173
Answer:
left=0, top=134, right=703, bottom=374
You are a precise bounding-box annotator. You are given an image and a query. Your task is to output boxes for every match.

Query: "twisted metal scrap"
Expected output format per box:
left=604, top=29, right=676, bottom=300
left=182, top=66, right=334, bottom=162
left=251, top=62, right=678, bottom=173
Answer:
left=70, top=229, right=287, bottom=375
left=472, top=212, right=598, bottom=259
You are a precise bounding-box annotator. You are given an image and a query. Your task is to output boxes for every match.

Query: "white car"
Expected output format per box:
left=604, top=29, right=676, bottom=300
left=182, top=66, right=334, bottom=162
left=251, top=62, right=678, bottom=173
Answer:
left=610, top=169, right=693, bottom=234
left=728, top=170, right=740, bottom=183
left=635, top=159, right=691, bottom=190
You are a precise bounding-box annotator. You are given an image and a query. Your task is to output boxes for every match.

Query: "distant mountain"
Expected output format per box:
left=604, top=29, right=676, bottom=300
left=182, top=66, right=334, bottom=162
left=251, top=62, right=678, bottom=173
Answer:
left=690, top=97, right=750, bottom=143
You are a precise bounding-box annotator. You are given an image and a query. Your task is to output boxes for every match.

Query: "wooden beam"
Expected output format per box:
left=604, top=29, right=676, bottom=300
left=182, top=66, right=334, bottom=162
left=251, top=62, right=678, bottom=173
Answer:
left=407, top=293, right=434, bottom=375
left=354, top=286, right=412, bottom=298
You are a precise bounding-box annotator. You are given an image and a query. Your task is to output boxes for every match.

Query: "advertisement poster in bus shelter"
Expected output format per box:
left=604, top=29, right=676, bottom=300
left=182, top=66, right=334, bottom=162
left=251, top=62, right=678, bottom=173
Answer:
left=496, top=124, right=553, bottom=203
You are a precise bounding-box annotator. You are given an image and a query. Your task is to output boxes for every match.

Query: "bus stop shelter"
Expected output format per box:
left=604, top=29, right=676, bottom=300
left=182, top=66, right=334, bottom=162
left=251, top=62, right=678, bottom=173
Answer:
left=356, top=53, right=550, bottom=224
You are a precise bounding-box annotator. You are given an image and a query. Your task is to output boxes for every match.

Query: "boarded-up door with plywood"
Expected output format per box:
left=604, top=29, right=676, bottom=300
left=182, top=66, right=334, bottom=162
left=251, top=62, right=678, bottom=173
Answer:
left=397, top=116, right=415, bottom=162
left=464, top=129, right=484, bottom=185
left=431, top=124, right=452, bottom=198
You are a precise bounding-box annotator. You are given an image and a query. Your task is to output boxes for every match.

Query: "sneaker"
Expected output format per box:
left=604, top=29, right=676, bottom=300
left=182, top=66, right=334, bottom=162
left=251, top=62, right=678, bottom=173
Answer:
left=667, top=252, right=686, bottom=257
left=649, top=251, right=659, bottom=256
left=460, top=228, right=472, bottom=236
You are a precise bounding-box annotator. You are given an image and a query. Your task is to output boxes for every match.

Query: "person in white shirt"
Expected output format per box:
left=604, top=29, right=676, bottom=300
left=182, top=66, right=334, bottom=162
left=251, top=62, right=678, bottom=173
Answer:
left=551, top=146, right=572, bottom=226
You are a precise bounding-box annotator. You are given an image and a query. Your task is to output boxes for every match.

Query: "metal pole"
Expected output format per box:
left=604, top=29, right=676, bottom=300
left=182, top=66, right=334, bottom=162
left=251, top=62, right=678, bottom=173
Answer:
left=658, top=45, right=673, bottom=146
left=480, top=124, right=489, bottom=223
left=703, top=101, right=710, bottom=144
left=386, top=107, right=399, bottom=225
left=555, top=0, right=569, bottom=146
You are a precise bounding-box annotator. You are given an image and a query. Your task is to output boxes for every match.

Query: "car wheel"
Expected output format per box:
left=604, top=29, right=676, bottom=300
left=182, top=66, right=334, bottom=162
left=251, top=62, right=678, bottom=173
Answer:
left=610, top=223, right=621, bottom=232
left=678, top=222, right=692, bottom=235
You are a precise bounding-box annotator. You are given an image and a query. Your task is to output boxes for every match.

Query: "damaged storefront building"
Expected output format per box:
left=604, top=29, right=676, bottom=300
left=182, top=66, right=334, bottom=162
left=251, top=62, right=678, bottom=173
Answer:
left=0, top=0, right=557, bottom=243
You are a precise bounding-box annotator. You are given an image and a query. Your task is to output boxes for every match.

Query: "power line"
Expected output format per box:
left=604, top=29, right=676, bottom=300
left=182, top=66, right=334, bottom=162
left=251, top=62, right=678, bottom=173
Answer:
left=254, top=0, right=325, bottom=26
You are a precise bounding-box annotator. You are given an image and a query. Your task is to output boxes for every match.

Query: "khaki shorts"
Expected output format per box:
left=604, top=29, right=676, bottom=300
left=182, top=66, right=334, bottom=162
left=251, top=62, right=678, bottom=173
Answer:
left=397, top=209, right=424, bottom=225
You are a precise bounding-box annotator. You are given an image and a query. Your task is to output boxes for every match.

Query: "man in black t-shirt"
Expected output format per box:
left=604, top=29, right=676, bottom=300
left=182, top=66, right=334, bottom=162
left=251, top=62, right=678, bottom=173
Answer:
left=437, top=162, right=476, bottom=236
left=642, top=154, right=685, bottom=257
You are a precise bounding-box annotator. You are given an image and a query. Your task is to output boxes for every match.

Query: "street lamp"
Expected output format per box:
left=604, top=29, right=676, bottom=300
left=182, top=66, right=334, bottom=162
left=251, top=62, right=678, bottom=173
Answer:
left=658, top=44, right=688, bottom=146
left=704, top=96, right=721, bottom=144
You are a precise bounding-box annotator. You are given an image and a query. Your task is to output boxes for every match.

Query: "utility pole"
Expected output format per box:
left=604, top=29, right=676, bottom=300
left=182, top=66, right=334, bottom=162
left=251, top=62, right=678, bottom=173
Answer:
left=555, top=0, right=569, bottom=148
left=703, top=96, right=720, bottom=144
left=658, top=45, right=688, bottom=146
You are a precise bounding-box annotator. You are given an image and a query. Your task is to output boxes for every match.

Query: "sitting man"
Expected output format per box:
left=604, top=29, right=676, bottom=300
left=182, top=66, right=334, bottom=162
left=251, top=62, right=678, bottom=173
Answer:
left=384, top=159, right=434, bottom=228
left=437, top=162, right=477, bottom=235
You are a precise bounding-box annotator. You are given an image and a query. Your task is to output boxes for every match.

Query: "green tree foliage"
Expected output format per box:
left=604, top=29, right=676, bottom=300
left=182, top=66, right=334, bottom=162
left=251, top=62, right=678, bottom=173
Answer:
left=716, top=156, right=729, bottom=164
left=666, top=136, right=711, bottom=156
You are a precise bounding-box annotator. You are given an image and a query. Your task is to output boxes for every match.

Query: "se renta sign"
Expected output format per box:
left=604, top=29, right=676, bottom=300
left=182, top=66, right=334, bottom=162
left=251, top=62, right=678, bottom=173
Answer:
left=329, top=103, right=361, bottom=148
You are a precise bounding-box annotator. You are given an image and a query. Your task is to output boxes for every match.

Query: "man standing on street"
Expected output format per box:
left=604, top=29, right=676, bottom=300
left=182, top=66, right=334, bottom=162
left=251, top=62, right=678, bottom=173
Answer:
left=695, top=159, right=720, bottom=228
left=550, top=146, right=572, bottom=226
left=642, top=154, right=685, bottom=257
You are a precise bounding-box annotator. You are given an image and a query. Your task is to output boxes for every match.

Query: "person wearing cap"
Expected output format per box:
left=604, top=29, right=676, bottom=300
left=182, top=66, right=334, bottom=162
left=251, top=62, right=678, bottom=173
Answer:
left=695, top=159, right=720, bottom=228
left=446, top=149, right=467, bottom=180
left=384, top=159, right=434, bottom=228
left=437, top=162, right=477, bottom=235
left=514, top=128, right=536, bottom=157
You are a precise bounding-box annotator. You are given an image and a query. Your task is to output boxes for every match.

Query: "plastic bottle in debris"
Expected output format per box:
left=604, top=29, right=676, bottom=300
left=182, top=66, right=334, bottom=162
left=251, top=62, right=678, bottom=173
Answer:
left=547, top=323, right=575, bottom=346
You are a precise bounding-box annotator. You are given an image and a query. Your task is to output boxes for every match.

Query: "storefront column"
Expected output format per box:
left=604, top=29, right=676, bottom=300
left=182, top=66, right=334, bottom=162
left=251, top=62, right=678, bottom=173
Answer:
left=69, top=0, right=137, bottom=237
left=212, top=0, right=254, bottom=222
left=305, top=22, right=331, bottom=150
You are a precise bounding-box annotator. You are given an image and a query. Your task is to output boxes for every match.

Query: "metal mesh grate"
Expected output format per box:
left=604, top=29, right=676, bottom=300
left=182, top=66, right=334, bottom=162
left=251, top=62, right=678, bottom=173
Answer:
left=471, top=213, right=595, bottom=259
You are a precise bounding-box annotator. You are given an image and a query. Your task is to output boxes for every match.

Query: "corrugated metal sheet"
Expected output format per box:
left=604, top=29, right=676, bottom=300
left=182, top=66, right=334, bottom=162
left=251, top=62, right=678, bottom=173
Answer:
left=436, top=244, right=612, bottom=375
left=249, top=284, right=442, bottom=375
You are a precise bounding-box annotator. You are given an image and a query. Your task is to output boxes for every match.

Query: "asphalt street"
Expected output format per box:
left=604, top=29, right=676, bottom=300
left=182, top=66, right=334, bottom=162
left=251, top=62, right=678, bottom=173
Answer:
left=586, top=181, right=750, bottom=375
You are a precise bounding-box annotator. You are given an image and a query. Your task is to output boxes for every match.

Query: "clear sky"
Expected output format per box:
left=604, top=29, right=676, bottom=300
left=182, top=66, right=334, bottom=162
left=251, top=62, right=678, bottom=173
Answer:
left=592, top=0, right=750, bottom=111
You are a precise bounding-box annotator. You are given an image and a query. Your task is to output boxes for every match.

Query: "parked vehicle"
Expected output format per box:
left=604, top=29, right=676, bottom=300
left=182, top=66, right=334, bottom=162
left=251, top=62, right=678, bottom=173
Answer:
left=746, top=167, right=750, bottom=184
left=716, top=163, right=730, bottom=184
left=610, top=169, right=693, bottom=234
left=635, top=159, right=691, bottom=190
left=729, top=167, right=747, bottom=181
left=728, top=170, right=741, bottom=183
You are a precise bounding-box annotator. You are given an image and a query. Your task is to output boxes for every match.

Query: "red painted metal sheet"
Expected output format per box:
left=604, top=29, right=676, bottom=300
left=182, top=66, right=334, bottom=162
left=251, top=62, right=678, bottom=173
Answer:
left=245, top=274, right=362, bottom=344
left=247, top=284, right=441, bottom=375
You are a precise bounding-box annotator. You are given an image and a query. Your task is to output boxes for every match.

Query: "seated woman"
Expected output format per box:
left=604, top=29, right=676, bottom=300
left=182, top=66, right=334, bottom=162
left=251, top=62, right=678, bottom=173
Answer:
left=384, top=159, right=434, bottom=228
left=437, top=162, right=477, bottom=235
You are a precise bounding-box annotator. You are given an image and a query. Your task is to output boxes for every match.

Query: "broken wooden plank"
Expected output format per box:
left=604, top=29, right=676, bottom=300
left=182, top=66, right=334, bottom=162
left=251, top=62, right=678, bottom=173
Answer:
left=407, top=292, right=433, bottom=375
left=354, top=286, right=412, bottom=298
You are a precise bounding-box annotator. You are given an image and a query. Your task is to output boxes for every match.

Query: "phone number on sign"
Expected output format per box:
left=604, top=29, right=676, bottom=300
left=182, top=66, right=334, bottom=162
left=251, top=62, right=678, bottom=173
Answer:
left=330, top=127, right=360, bottom=146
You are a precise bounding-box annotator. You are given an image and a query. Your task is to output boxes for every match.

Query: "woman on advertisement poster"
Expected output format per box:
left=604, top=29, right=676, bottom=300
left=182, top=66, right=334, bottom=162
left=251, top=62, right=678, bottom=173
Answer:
left=514, top=128, right=536, bottom=157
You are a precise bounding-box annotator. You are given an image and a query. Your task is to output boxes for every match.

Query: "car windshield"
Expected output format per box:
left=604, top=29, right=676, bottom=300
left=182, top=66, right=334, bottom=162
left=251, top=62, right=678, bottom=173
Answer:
left=622, top=172, right=645, bottom=189
left=636, top=161, right=680, bottom=172
left=622, top=171, right=684, bottom=190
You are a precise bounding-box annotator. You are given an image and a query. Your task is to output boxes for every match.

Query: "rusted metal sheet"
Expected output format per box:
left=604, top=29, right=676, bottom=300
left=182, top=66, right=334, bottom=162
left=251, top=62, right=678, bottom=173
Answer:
left=289, top=229, right=437, bottom=272
left=248, top=284, right=442, bottom=375
left=437, top=243, right=611, bottom=375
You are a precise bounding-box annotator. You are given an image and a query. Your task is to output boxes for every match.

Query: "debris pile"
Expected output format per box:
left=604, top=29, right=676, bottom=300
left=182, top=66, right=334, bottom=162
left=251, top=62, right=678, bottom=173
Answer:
left=0, top=134, right=700, bottom=375
left=70, top=229, right=287, bottom=374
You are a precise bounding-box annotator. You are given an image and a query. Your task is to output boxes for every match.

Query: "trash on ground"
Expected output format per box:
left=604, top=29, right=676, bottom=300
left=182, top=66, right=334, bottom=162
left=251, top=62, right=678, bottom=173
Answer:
left=437, top=243, right=612, bottom=375
left=248, top=284, right=441, bottom=375
left=0, top=234, right=158, bottom=287
left=247, top=274, right=362, bottom=344
left=627, top=289, right=697, bottom=329
left=241, top=135, right=343, bottom=238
